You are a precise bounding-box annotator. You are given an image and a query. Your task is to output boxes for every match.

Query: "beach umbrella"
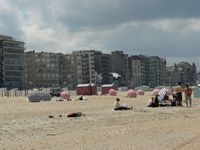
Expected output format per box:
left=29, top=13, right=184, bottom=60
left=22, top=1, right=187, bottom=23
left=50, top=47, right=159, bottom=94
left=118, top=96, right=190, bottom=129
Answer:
left=127, top=89, right=137, bottom=98
left=158, top=88, right=167, bottom=101
left=60, top=91, right=70, bottom=100
left=109, top=89, right=117, bottom=96
left=136, top=89, right=145, bottom=95
left=152, top=88, right=160, bottom=96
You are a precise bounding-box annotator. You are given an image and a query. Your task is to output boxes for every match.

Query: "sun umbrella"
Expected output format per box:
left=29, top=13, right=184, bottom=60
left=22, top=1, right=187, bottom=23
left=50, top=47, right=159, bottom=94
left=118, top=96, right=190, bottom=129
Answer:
left=60, top=91, right=70, bottom=101
left=152, top=88, right=160, bottom=96
left=109, top=89, right=117, bottom=96
left=127, top=89, right=137, bottom=98
left=136, top=89, right=145, bottom=95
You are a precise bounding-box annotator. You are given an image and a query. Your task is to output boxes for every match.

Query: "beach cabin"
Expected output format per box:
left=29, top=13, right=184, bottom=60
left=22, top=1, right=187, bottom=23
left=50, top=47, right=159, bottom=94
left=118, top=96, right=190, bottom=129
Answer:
left=101, top=84, right=115, bottom=95
left=76, top=83, right=97, bottom=95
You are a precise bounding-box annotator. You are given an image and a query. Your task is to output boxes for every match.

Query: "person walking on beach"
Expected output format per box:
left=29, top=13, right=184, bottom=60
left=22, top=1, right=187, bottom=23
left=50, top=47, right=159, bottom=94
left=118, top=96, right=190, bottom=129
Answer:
left=184, top=84, right=193, bottom=107
left=175, top=82, right=183, bottom=106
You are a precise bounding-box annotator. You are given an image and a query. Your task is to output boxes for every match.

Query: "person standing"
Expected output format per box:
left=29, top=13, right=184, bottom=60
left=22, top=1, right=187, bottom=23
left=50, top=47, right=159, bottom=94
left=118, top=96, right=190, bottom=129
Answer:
left=175, top=82, right=183, bottom=106
left=184, top=84, right=193, bottom=107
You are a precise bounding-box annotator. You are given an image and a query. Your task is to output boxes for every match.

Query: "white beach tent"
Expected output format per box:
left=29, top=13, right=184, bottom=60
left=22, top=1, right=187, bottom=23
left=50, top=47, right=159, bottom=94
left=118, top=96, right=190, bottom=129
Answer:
left=158, top=88, right=167, bottom=102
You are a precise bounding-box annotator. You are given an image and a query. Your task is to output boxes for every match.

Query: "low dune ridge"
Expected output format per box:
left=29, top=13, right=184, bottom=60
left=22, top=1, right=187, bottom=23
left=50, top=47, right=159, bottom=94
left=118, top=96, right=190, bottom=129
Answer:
left=0, top=91, right=200, bottom=150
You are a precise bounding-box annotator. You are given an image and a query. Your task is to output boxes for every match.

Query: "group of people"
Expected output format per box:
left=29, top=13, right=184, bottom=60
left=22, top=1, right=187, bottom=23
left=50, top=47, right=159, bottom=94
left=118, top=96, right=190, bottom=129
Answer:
left=147, top=83, right=193, bottom=108
left=114, top=83, right=193, bottom=111
left=176, top=83, right=193, bottom=107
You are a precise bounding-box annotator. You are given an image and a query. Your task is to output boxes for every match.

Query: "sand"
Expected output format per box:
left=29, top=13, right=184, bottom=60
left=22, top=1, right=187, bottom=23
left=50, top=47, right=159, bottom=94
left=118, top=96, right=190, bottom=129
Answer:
left=0, top=92, right=200, bottom=150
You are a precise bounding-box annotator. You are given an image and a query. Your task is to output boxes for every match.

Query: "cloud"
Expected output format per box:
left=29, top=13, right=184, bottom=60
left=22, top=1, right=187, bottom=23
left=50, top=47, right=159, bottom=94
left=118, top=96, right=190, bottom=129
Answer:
left=1, top=0, right=200, bottom=69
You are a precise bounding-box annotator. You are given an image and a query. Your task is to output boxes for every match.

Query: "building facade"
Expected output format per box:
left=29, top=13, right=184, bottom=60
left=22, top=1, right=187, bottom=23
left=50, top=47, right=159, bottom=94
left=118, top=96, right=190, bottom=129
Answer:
left=101, top=54, right=112, bottom=84
left=166, top=62, right=197, bottom=86
left=72, top=50, right=102, bottom=86
left=111, top=51, right=129, bottom=86
left=147, top=56, right=166, bottom=88
left=0, top=35, right=25, bottom=89
left=26, top=51, right=60, bottom=88
left=128, top=55, right=147, bottom=88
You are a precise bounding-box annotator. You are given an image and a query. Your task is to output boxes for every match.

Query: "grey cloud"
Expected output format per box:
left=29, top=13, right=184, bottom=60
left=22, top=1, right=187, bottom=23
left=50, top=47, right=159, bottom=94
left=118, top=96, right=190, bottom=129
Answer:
left=1, top=0, right=200, bottom=66
left=49, top=0, right=200, bottom=31
left=0, top=10, right=24, bottom=38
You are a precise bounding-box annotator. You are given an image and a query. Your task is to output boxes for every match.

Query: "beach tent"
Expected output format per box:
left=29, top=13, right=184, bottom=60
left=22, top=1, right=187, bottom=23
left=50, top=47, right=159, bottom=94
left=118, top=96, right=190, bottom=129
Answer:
left=136, top=89, right=145, bottom=95
left=101, top=84, right=115, bottom=95
left=109, top=89, right=117, bottom=96
left=27, top=91, right=51, bottom=102
left=152, top=88, right=160, bottom=96
left=127, top=89, right=137, bottom=98
left=158, top=88, right=167, bottom=102
left=76, top=83, right=97, bottom=95
left=60, top=91, right=70, bottom=100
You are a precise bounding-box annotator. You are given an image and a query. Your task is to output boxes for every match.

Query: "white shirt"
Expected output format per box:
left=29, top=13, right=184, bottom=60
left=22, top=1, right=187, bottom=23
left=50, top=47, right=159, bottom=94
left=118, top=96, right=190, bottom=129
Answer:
left=114, top=101, right=121, bottom=108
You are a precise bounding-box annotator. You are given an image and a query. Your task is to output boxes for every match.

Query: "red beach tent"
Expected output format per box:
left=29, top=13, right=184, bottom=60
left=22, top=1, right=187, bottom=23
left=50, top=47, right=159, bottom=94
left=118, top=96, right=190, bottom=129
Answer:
left=101, top=84, right=115, bottom=95
left=76, top=83, right=97, bottom=95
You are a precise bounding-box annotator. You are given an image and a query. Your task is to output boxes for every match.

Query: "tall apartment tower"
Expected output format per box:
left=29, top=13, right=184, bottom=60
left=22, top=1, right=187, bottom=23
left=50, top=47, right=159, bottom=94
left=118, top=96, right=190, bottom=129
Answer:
left=0, top=35, right=25, bottom=89
left=147, top=56, right=166, bottom=87
left=72, top=50, right=102, bottom=85
left=111, top=51, right=129, bottom=86
left=128, top=55, right=147, bottom=88
left=101, top=53, right=112, bottom=84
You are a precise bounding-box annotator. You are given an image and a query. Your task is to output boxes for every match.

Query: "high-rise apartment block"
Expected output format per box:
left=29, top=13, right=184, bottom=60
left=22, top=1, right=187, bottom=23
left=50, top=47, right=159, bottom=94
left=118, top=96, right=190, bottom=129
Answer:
left=72, top=50, right=102, bottom=86
left=0, top=35, right=25, bottom=89
left=128, top=55, right=166, bottom=88
left=111, top=51, right=129, bottom=86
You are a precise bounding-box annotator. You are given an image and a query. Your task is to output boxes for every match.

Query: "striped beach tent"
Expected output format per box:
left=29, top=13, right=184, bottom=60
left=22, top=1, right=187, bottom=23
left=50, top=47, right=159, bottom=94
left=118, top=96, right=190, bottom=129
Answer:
left=158, top=88, right=167, bottom=102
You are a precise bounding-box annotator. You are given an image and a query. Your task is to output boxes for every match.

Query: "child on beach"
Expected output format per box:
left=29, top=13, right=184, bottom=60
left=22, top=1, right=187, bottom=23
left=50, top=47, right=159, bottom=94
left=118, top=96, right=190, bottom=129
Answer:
left=114, top=98, right=133, bottom=110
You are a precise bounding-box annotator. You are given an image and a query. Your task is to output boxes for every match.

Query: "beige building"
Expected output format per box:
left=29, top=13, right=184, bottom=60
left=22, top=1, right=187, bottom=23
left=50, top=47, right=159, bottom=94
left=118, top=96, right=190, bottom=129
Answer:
left=26, top=51, right=60, bottom=88
left=128, top=56, right=146, bottom=88
left=72, top=50, right=102, bottom=85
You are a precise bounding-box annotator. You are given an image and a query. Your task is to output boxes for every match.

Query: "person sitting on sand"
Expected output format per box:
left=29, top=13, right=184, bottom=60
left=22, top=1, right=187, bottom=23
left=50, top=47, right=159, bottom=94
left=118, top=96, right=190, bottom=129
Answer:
left=147, top=95, right=159, bottom=107
left=114, top=98, right=133, bottom=110
left=78, top=96, right=84, bottom=100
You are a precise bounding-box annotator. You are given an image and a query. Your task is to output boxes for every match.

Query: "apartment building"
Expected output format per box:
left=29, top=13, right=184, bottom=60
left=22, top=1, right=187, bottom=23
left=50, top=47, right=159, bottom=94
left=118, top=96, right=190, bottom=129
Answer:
left=147, top=56, right=166, bottom=88
left=101, top=53, right=112, bottom=84
left=128, top=55, right=166, bottom=88
left=72, top=50, right=102, bottom=85
left=58, top=53, right=76, bottom=89
left=111, top=51, right=129, bottom=86
left=26, top=51, right=60, bottom=88
left=128, top=55, right=147, bottom=88
left=0, top=35, right=25, bottom=89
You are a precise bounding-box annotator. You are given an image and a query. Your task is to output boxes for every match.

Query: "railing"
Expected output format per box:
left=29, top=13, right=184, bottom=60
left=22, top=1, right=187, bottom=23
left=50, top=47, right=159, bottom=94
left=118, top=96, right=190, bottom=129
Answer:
left=0, top=90, right=28, bottom=98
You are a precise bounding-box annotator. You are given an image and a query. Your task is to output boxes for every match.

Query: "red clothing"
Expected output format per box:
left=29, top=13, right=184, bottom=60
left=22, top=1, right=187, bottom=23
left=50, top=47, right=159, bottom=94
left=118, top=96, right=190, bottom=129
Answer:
left=184, top=87, right=192, bottom=95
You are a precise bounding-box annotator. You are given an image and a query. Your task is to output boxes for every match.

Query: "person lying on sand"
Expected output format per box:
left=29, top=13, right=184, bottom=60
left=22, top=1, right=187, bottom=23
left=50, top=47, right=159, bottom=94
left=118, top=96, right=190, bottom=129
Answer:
left=114, top=98, right=133, bottom=110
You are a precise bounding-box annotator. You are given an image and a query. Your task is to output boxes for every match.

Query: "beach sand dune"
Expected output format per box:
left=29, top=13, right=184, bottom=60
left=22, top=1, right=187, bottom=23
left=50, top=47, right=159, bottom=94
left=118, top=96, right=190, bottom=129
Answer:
left=0, top=92, right=200, bottom=150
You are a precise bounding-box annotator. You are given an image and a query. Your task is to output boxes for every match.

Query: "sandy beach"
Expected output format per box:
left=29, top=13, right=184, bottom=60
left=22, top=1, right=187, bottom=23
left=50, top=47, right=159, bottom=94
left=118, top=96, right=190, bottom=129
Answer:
left=0, top=92, right=200, bottom=150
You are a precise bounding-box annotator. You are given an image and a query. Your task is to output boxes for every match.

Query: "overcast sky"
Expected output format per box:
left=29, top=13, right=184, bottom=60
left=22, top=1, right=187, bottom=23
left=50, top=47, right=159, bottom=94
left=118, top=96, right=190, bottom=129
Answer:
left=1, top=0, right=200, bottom=70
